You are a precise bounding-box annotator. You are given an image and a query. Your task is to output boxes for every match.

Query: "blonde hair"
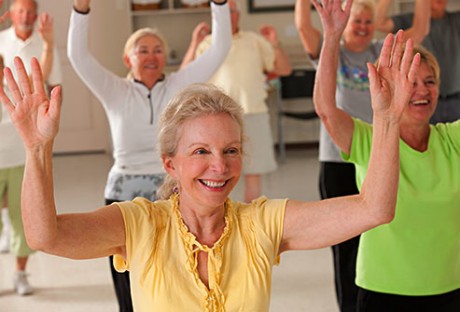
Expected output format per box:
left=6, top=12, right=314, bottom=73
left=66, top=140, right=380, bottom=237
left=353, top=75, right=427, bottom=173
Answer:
left=414, top=45, right=440, bottom=86
left=349, top=0, right=375, bottom=16
left=123, top=28, right=168, bottom=78
left=157, top=83, right=244, bottom=200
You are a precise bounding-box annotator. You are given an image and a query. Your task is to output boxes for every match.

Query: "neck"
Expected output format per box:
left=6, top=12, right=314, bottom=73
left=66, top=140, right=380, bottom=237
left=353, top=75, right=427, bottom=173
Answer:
left=431, top=10, right=446, bottom=19
left=400, top=123, right=430, bottom=152
left=15, top=29, right=32, bottom=41
left=178, top=199, right=226, bottom=246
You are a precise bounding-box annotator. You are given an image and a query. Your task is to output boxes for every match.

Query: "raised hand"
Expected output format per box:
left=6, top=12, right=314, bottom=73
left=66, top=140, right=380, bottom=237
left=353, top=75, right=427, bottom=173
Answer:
left=191, top=22, right=211, bottom=46
left=367, top=30, right=420, bottom=122
left=259, top=25, right=279, bottom=46
left=311, top=0, right=352, bottom=39
left=0, top=57, right=62, bottom=149
left=0, top=0, right=9, bottom=25
left=37, top=13, right=54, bottom=46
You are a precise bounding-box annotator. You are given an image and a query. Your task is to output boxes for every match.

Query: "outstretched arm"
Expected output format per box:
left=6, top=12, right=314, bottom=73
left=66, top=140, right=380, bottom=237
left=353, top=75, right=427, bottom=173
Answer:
left=0, top=57, right=126, bottom=260
left=281, top=30, right=419, bottom=252
left=375, top=0, right=430, bottom=44
left=180, top=22, right=211, bottom=70
left=259, top=25, right=292, bottom=76
left=312, top=0, right=354, bottom=154
left=295, top=0, right=322, bottom=59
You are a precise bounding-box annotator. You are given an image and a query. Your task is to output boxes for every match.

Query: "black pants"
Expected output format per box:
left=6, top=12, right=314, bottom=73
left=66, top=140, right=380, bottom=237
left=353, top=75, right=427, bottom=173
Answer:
left=319, top=162, right=360, bottom=312
left=357, top=287, right=460, bottom=312
left=106, top=198, right=133, bottom=312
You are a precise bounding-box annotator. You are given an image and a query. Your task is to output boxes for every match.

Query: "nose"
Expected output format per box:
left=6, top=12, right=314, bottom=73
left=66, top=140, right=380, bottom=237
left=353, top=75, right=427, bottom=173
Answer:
left=413, top=80, right=429, bottom=95
left=210, top=154, right=228, bottom=174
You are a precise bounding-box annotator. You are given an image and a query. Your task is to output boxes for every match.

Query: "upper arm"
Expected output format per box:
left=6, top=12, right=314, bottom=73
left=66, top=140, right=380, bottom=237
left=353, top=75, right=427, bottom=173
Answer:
left=48, top=204, right=126, bottom=259
left=280, top=196, right=377, bottom=252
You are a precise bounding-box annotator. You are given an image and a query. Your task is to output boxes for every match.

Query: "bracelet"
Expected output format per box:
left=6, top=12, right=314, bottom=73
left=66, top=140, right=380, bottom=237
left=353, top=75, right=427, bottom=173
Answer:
left=73, top=6, right=90, bottom=14
left=211, top=0, right=228, bottom=5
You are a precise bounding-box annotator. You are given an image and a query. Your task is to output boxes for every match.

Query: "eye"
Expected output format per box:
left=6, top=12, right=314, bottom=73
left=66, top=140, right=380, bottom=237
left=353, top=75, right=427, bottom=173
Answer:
left=424, top=79, right=436, bottom=86
left=154, top=47, right=164, bottom=54
left=193, top=148, right=209, bottom=155
left=225, top=147, right=241, bottom=155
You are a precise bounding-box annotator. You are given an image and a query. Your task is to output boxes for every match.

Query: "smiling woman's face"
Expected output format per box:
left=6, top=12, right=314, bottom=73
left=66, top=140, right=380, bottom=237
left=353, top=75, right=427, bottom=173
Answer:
left=163, top=113, right=242, bottom=211
left=402, top=61, right=439, bottom=125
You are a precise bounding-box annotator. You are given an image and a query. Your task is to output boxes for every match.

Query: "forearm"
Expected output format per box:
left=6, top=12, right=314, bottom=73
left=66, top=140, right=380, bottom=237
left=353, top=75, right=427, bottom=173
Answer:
left=403, top=0, right=430, bottom=44
left=360, top=116, right=399, bottom=223
left=295, top=0, right=321, bottom=58
left=314, top=35, right=353, bottom=153
left=40, top=41, right=54, bottom=82
left=180, top=41, right=198, bottom=70
left=273, top=43, right=292, bottom=76
left=375, top=0, right=395, bottom=33
left=22, top=143, right=58, bottom=251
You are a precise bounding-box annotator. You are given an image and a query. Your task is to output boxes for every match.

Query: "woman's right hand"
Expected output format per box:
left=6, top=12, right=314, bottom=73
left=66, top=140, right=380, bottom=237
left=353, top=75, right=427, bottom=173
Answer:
left=312, top=0, right=352, bottom=40
left=0, top=57, right=62, bottom=149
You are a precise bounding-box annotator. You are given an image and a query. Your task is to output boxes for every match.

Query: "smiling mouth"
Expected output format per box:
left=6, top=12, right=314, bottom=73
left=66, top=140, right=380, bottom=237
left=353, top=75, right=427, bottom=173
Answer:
left=199, top=179, right=228, bottom=189
left=412, top=99, right=429, bottom=106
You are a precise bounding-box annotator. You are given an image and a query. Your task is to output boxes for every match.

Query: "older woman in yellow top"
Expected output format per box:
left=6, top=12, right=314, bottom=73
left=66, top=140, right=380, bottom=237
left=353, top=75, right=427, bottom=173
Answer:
left=0, top=32, right=418, bottom=310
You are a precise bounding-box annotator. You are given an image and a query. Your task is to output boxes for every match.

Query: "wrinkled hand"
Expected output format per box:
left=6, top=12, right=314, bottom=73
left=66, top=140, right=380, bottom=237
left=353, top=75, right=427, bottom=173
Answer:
left=38, top=13, right=54, bottom=46
left=312, top=0, right=352, bottom=39
left=259, top=25, right=279, bottom=45
left=0, top=57, right=62, bottom=149
left=367, top=30, right=420, bottom=122
left=191, top=22, right=210, bottom=46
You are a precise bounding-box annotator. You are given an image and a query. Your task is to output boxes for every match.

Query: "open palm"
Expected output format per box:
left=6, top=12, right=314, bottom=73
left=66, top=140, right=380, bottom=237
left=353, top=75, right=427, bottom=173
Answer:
left=0, top=57, right=61, bottom=149
left=368, top=31, right=420, bottom=122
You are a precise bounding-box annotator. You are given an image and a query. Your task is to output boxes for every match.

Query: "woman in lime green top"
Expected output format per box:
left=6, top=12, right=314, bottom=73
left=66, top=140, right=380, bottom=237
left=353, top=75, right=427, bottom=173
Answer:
left=314, top=0, right=460, bottom=310
left=0, top=34, right=417, bottom=311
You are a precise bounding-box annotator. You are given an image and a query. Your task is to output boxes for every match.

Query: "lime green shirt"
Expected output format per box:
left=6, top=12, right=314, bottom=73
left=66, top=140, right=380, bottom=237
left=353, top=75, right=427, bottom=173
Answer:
left=114, top=195, right=286, bottom=311
left=343, top=119, right=460, bottom=295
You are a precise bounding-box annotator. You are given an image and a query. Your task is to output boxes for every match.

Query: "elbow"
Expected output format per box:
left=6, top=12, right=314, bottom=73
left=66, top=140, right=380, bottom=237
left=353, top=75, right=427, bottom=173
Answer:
left=25, top=231, right=57, bottom=253
left=372, top=203, right=396, bottom=227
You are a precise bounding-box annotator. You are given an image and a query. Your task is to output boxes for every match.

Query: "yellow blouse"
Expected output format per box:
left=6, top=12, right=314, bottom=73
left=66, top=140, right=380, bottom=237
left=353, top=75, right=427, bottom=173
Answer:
left=114, top=194, right=287, bottom=311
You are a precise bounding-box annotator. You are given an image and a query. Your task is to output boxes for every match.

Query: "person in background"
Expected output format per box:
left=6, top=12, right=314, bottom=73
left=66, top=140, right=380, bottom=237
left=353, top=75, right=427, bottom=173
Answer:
left=375, top=0, right=460, bottom=123
left=295, top=0, right=429, bottom=310
left=313, top=0, right=460, bottom=310
left=181, top=0, right=292, bottom=203
left=0, top=4, right=55, bottom=294
left=0, top=33, right=417, bottom=307
left=68, top=0, right=231, bottom=311
left=0, top=0, right=61, bottom=91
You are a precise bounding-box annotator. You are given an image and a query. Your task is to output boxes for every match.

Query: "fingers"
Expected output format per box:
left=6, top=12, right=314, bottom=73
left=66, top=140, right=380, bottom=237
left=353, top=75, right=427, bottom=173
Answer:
left=367, top=62, right=379, bottom=93
left=4, top=63, right=23, bottom=104
left=0, top=75, right=15, bottom=114
left=14, top=57, right=33, bottom=96
left=390, top=30, right=405, bottom=70
left=399, top=37, right=413, bottom=76
left=30, top=57, right=47, bottom=98
left=407, top=53, right=421, bottom=84
left=343, top=0, right=353, bottom=14
left=378, top=33, right=394, bottom=69
left=48, top=86, right=62, bottom=121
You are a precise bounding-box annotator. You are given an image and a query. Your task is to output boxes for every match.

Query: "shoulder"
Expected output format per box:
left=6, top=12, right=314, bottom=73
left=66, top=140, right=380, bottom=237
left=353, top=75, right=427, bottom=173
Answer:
left=431, top=121, right=460, bottom=151
left=117, top=197, right=172, bottom=220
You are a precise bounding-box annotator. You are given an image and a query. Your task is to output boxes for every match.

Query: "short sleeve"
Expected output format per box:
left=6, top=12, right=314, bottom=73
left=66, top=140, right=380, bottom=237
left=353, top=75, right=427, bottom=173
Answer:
left=254, top=34, right=275, bottom=73
left=341, top=118, right=373, bottom=166
left=435, top=120, right=460, bottom=154
left=113, top=197, right=160, bottom=272
left=250, top=197, right=287, bottom=264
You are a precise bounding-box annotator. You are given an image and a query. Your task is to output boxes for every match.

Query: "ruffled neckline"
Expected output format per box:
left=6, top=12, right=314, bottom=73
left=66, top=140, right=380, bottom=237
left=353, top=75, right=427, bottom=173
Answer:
left=171, top=194, right=233, bottom=311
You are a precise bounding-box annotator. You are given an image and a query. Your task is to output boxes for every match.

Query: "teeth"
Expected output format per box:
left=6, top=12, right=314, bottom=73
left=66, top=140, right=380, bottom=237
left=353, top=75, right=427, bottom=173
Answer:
left=201, top=180, right=225, bottom=188
left=412, top=100, right=428, bottom=105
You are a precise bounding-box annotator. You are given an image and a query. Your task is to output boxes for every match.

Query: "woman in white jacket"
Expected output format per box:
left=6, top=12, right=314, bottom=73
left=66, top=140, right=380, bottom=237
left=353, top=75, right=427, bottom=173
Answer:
left=68, top=1, right=231, bottom=311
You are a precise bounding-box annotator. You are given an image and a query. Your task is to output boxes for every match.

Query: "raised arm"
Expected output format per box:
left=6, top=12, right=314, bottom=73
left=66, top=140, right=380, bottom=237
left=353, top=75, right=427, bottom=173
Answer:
left=180, top=22, right=210, bottom=70
left=295, top=0, right=322, bottom=59
left=37, top=13, right=54, bottom=82
left=259, top=25, right=292, bottom=76
left=312, top=0, right=354, bottom=154
left=280, top=30, right=420, bottom=252
left=375, top=0, right=430, bottom=44
left=0, top=57, right=126, bottom=260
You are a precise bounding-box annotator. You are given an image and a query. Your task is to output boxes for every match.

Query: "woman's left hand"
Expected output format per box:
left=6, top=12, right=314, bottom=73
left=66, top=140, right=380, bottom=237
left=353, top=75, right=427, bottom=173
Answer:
left=368, top=30, right=420, bottom=122
left=0, top=57, right=62, bottom=150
